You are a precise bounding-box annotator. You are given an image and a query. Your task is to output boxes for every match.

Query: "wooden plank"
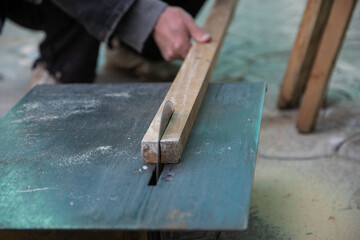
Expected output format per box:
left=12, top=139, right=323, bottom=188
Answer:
left=277, top=0, right=333, bottom=109
left=297, top=0, right=357, bottom=132
left=0, top=82, right=266, bottom=230
left=141, top=0, right=238, bottom=163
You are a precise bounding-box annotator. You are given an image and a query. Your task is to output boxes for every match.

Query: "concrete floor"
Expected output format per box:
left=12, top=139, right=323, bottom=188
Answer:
left=0, top=0, right=359, bottom=239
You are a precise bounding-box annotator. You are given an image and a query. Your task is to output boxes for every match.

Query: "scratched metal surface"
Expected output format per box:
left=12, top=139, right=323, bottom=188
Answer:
left=0, top=82, right=265, bottom=230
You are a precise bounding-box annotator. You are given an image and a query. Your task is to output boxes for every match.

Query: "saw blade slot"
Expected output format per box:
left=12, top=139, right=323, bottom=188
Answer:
left=148, top=164, right=164, bottom=186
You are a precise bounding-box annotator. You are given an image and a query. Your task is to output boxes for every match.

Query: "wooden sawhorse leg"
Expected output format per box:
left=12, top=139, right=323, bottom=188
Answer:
left=297, top=0, right=357, bottom=132
left=277, top=0, right=333, bottom=109
left=278, top=0, right=357, bottom=132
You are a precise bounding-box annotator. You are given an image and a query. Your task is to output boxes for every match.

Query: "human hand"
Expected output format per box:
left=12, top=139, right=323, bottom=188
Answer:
left=153, top=6, right=211, bottom=61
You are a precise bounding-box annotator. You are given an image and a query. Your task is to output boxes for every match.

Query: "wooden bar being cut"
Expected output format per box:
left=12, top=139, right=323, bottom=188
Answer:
left=297, top=0, right=357, bottom=133
left=142, top=0, right=238, bottom=163
left=277, top=0, right=333, bottom=109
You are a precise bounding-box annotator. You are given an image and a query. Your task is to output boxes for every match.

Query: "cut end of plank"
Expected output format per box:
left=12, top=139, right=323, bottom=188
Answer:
left=141, top=140, right=158, bottom=163
left=141, top=139, right=182, bottom=164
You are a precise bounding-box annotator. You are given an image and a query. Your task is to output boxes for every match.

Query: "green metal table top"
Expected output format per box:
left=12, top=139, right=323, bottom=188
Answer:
left=0, top=82, right=265, bottom=231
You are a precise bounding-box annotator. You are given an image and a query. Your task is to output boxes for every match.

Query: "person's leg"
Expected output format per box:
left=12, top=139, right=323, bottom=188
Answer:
left=1, top=1, right=46, bottom=30
left=35, top=1, right=100, bottom=84
left=3, top=1, right=100, bottom=84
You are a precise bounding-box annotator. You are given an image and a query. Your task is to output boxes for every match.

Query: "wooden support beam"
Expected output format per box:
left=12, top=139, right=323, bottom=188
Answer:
left=142, top=0, right=238, bottom=163
left=277, top=0, right=333, bottom=109
left=297, top=0, right=357, bottom=133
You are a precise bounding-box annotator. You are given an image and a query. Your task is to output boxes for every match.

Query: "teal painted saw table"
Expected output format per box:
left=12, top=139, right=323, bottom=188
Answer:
left=0, top=82, right=265, bottom=231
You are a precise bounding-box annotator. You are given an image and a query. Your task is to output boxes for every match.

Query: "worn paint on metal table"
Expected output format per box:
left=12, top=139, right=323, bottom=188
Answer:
left=0, top=82, right=265, bottom=231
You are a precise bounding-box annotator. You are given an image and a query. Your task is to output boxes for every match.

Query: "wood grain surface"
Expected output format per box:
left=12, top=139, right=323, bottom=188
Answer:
left=142, top=0, right=238, bottom=163
left=297, top=0, right=357, bottom=132
left=277, top=0, right=333, bottom=109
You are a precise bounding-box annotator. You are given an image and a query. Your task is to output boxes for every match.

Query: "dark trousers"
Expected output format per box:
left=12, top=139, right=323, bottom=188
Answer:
left=1, top=0, right=205, bottom=83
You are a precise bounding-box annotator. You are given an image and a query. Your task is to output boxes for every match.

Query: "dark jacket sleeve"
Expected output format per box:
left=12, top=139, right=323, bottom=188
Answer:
left=51, top=0, right=167, bottom=52
left=113, top=0, right=167, bottom=52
